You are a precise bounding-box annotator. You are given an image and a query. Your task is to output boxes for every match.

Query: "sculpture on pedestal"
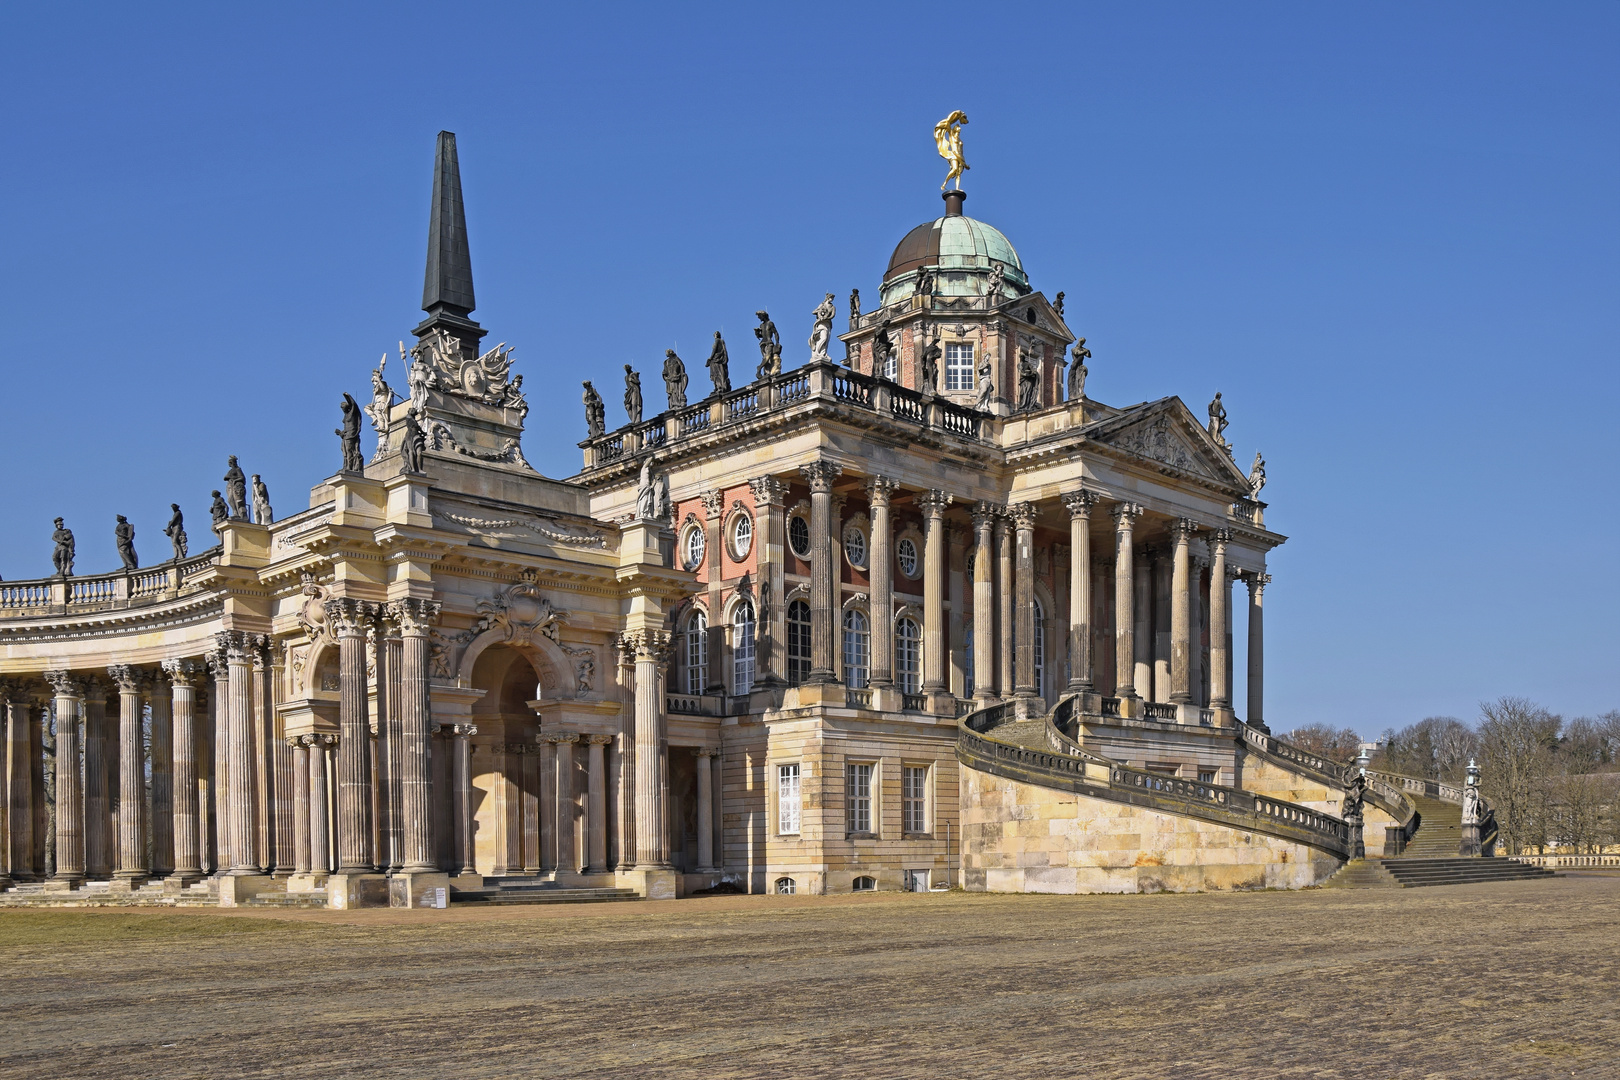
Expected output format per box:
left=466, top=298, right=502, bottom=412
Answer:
left=1247, top=452, right=1267, bottom=499
left=1015, top=347, right=1041, bottom=412
left=849, top=288, right=860, bottom=325
left=916, top=268, right=934, bottom=302
left=400, top=410, right=426, bottom=474
left=163, top=504, right=188, bottom=561
left=624, top=366, right=643, bottom=426
left=209, top=491, right=229, bottom=531
left=809, top=293, right=836, bottom=363
left=1207, top=392, right=1230, bottom=451
left=872, top=319, right=895, bottom=380
left=754, top=311, right=782, bottom=379
left=1067, top=338, right=1090, bottom=401
left=635, top=455, right=669, bottom=523
left=251, top=475, right=273, bottom=525
left=705, top=333, right=730, bottom=397
left=975, top=349, right=995, bottom=410
left=51, top=518, right=75, bottom=577
left=663, top=349, right=689, bottom=410
left=406, top=340, right=436, bottom=413
left=1054, top=291, right=1065, bottom=317
left=365, top=355, right=395, bottom=438
left=223, top=456, right=248, bottom=519
left=500, top=374, right=528, bottom=420
left=919, top=327, right=942, bottom=394
left=933, top=110, right=970, bottom=191
left=987, top=260, right=1006, bottom=303
left=337, top=394, right=364, bottom=473
left=582, top=381, right=605, bottom=437
left=114, top=516, right=138, bottom=571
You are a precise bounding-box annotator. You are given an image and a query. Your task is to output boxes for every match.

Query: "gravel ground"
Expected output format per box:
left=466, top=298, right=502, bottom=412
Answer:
left=0, top=874, right=1615, bottom=1079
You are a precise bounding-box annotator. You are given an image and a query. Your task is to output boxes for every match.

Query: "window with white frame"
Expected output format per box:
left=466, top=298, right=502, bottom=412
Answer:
left=883, top=352, right=898, bottom=381
left=683, top=525, right=706, bottom=571
left=844, top=526, right=867, bottom=569
left=847, top=762, right=873, bottom=833
left=683, top=609, right=707, bottom=694
left=786, top=599, right=812, bottom=684
left=842, top=609, right=870, bottom=689
left=1198, top=769, right=1217, bottom=785
left=1033, top=597, right=1045, bottom=698
left=775, top=876, right=796, bottom=894
left=730, top=513, right=753, bottom=560
left=733, top=600, right=756, bottom=695
left=778, top=763, right=801, bottom=834
left=896, top=537, right=919, bottom=579
left=788, top=514, right=811, bottom=559
left=903, top=765, right=928, bottom=833
left=895, top=617, right=921, bottom=694
left=945, top=342, right=974, bottom=391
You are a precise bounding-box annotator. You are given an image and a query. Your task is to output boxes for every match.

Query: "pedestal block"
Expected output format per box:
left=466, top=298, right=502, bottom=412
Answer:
left=325, top=872, right=389, bottom=909
left=619, top=867, right=680, bottom=900
left=389, top=870, right=450, bottom=909
left=216, top=874, right=280, bottom=907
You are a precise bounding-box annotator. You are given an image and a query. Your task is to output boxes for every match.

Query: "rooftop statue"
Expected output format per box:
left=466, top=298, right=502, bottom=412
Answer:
left=400, top=409, right=426, bottom=474
left=916, top=267, right=935, bottom=300
left=1054, top=291, right=1065, bottom=317
left=624, top=365, right=643, bottom=426
left=209, top=491, right=229, bottom=531
left=809, top=293, right=836, bottom=363
left=1248, top=452, right=1267, bottom=499
left=705, top=334, right=729, bottom=397
left=919, top=326, right=942, bottom=394
left=1067, top=338, right=1090, bottom=401
left=405, top=339, right=435, bottom=413
left=1016, top=347, right=1041, bottom=412
left=366, top=354, right=395, bottom=440
left=163, top=504, right=188, bottom=561
left=849, top=288, right=860, bottom=325
left=933, top=110, right=970, bottom=191
left=1207, top=392, right=1230, bottom=451
left=635, top=454, right=669, bottom=523
left=582, top=381, right=605, bottom=437
left=409, top=326, right=517, bottom=406
left=223, top=456, right=248, bottom=520
left=872, top=319, right=895, bottom=379
left=115, top=515, right=138, bottom=571
left=663, top=349, right=689, bottom=410
left=337, top=393, right=364, bottom=473
left=51, top=517, right=75, bottom=577
left=987, top=260, right=1006, bottom=303
left=251, top=475, right=273, bottom=525
left=754, top=311, right=782, bottom=379
left=501, top=374, right=528, bottom=420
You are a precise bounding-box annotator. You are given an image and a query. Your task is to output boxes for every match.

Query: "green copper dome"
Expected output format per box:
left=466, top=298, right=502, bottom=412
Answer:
left=880, top=207, right=1029, bottom=306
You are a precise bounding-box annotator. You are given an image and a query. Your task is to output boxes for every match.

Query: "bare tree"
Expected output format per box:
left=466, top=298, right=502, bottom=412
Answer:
left=1477, top=697, right=1561, bottom=855
left=1280, top=723, right=1363, bottom=764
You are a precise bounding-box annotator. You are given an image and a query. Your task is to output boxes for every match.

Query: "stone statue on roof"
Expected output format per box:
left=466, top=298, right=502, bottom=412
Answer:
left=366, top=355, right=395, bottom=438
left=223, top=456, right=248, bottom=519
left=400, top=409, right=426, bottom=474
left=337, top=395, right=364, bottom=473
left=164, top=504, right=187, bottom=561
left=809, top=293, right=836, bottom=363
left=754, top=311, right=782, bottom=379
left=115, top=515, right=138, bottom=571
left=1248, top=452, right=1267, bottom=499
left=251, top=475, right=272, bottom=525
left=849, top=289, right=860, bottom=325
left=582, top=381, right=605, bottom=437
left=1067, top=338, right=1090, bottom=401
left=624, top=365, right=643, bottom=426
left=51, top=518, right=75, bottom=577
left=209, top=491, right=229, bottom=531
left=705, top=334, right=729, bottom=397
left=1207, top=392, right=1229, bottom=450
left=663, top=349, right=689, bottom=409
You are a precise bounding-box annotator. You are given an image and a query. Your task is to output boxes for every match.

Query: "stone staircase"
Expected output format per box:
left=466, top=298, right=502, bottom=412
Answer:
left=452, top=876, right=641, bottom=906
left=0, top=878, right=217, bottom=907
left=1404, top=795, right=1464, bottom=857
left=1320, top=856, right=1556, bottom=889
left=1319, top=859, right=1401, bottom=889
left=244, top=888, right=327, bottom=909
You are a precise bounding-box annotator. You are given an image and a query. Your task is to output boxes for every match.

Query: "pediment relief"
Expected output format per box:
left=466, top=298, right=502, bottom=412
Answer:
left=1094, top=403, right=1246, bottom=487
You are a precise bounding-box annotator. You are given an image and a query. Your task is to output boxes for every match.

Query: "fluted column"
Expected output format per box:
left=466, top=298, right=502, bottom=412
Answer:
left=532, top=742, right=550, bottom=872
left=44, top=673, right=83, bottom=883
left=391, top=598, right=440, bottom=873
left=800, top=462, right=842, bottom=683
left=2, top=681, right=33, bottom=882
left=1247, top=573, right=1269, bottom=731
left=78, top=678, right=111, bottom=879
left=585, top=734, right=611, bottom=873
left=219, top=633, right=259, bottom=874
left=1063, top=492, right=1096, bottom=691
left=289, top=737, right=310, bottom=875
left=1208, top=532, right=1232, bottom=711
left=306, top=734, right=333, bottom=874
left=269, top=654, right=294, bottom=875
left=971, top=504, right=996, bottom=700
left=631, top=631, right=671, bottom=867
left=325, top=599, right=375, bottom=873
left=552, top=733, right=579, bottom=873
left=1191, top=546, right=1208, bottom=706
left=867, top=477, right=898, bottom=688
left=451, top=724, right=476, bottom=874
left=249, top=638, right=272, bottom=873
left=995, top=515, right=1013, bottom=696
left=208, top=651, right=229, bottom=872
left=1170, top=519, right=1198, bottom=704
left=1111, top=504, right=1142, bottom=702
left=700, top=490, right=726, bottom=694
left=918, top=490, right=953, bottom=693
left=695, top=747, right=716, bottom=870
left=143, top=670, right=172, bottom=877
left=161, top=660, right=203, bottom=880
left=107, top=666, right=147, bottom=881
left=613, top=638, right=636, bottom=870
left=748, top=476, right=787, bottom=684
left=1135, top=549, right=1155, bottom=701
left=1010, top=502, right=1038, bottom=698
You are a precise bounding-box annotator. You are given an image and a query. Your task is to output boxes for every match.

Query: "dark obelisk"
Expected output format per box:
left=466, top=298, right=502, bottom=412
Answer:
left=413, top=131, right=487, bottom=357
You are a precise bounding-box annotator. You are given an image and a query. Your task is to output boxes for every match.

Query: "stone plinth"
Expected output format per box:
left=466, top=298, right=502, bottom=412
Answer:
left=389, top=870, right=451, bottom=909
left=618, top=867, right=680, bottom=900
left=217, top=874, right=281, bottom=907
left=325, top=872, right=389, bottom=909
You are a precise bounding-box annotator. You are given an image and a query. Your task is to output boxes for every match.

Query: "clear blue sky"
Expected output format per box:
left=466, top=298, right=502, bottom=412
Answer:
left=3, top=4, right=1615, bottom=734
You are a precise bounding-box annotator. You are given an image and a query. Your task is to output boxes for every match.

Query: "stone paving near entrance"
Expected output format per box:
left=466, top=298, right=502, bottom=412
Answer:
left=0, top=875, right=1615, bottom=1080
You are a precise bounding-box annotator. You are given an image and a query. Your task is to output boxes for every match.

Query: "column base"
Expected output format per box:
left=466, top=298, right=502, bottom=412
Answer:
left=1459, top=824, right=1483, bottom=858
left=783, top=682, right=845, bottom=709
left=286, top=872, right=330, bottom=893
left=449, top=872, right=485, bottom=893
left=43, top=878, right=83, bottom=893
left=618, top=867, right=680, bottom=900
left=926, top=691, right=957, bottom=717
left=216, top=873, right=280, bottom=907
left=325, top=872, right=389, bottom=910
left=163, top=872, right=206, bottom=892
left=389, top=870, right=450, bottom=909
left=106, top=875, right=147, bottom=893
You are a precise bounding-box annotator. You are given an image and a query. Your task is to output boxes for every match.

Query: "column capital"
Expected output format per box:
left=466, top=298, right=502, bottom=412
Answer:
left=972, top=501, right=1000, bottom=532
left=215, top=629, right=254, bottom=662
left=0, top=677, right=33, bottom=703
left=1062, top=490, right=1098, bottom=518
left=546, top=732, right=580, bottom=745
left=1008, top=501, right=1038, bottom=529
left=322, top=597, right=376, bottom=638
left=916, top=489, right=954, bottom=517
left=286, top=736, right=305, bottom=750
left=699, top=489, right=725, bottom=518
left=748, top=475, right=787, bottom=507
left=452, top=722, right=478, bottom=738
left=1246, top=572, right=1271, bottom=595
left=1171, top=517, right=1202, bottom=542
left=694, top=745, right=719, bottom=758
left=619, top=629, right=673, bottom=663
left=1209, top=528, right=1232, bottom=552
left=249, top=633, right=273, bottom=670
left=585, top=733, right=614, bottom=746
left=43, top=670, right=84, bottom=698
left=206, top=649, right=230, bottom=681
left=387, top=597, right=442, bottom=634
left=162, top=657, right=204, bottom=686
left=106, top=664, right=143, bottom=693
left=866, top=476, right=899, bottom=506
left=799, top=460, right=843, bottom=493
left=1110, top=501, right=1144, bottom=527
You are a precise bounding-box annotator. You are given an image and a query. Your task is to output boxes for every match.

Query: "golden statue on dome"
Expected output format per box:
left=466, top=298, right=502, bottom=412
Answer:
left=933, top=111, right=969, bottom=191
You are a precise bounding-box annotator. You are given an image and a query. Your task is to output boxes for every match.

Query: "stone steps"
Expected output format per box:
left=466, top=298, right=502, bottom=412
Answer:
left=247, top=889, right=327, bottom=909
left=1319, top=859, right=1400, bottom=889
left=453, top=878, right=640, bottom=906
left=1372, top=857, right=1556, bottom=888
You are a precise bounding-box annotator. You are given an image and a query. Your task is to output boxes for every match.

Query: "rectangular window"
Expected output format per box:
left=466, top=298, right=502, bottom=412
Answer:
left=846, top=762, right=873, bottom=834
left=903, top=765, right=928, bottom=834
left=1198, top=769, right=1217, bottom=785
left=945, top=342, right=974, bottom=391
left=778, top=764, right=801, bottom=834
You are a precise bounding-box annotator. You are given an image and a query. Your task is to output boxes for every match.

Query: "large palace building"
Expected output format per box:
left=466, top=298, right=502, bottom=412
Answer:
left=0, top=132, right=1470, bottom=908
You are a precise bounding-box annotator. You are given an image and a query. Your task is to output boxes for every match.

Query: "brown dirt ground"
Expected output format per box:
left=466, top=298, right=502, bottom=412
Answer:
left=0, top=874, right=1616, bottom=1080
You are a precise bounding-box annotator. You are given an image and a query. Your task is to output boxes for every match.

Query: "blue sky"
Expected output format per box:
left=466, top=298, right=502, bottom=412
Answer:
left=2, top=3, right=1615, bottom=733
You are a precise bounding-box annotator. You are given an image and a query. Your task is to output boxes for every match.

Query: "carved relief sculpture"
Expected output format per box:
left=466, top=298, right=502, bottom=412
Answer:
left=663, top=349, right=689, bottom=410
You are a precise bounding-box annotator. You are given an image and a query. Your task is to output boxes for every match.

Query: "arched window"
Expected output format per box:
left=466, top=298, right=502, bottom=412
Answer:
left=964, top=626, right=975, bottom=698
left=786, top=599, right=812, bottom=684
left=896, top=537, right=919, bottom=579
left=842, top=609, right=870, bottom=689
left=852, top=875, right=877, bottom=892
left=730, top=513, right=753, bottom=559
left=895, top=617, right=921, bottom=694
left=733, top=600, right=756, bottom=695
left=1032, top=597, right=1045, bottom=699
left=683, top=525, right=706, bottom=571
left=775, top=876, right=796, bottom=895
left=844, top=527, right=867, bottom=569
left=788, top=514, right=811, bottom=559
left=684, top=609, right=707, bottom=694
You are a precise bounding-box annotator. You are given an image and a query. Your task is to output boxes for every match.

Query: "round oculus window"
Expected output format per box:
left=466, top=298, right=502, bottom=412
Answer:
left=731, top=514, right=753, bottom=559
left=896, top=537, right=919, bottom=578
left=788, top=514, right=811, bottom=559
left=844, top=529, right=867, bottom=569
left=683, top=526, right=706, bottom=570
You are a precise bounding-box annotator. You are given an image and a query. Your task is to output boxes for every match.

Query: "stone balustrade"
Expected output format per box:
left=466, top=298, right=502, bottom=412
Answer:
left=0, top=547, right=221, bottom=616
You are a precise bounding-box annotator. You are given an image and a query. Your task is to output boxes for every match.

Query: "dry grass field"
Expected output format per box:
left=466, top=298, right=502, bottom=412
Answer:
left=0, top=874, right=1615, bottom=1079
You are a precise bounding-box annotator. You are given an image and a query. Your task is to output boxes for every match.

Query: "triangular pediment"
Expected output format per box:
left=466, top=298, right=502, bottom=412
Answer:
left=1089, top=398, right=1250, bottom=489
